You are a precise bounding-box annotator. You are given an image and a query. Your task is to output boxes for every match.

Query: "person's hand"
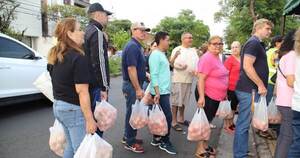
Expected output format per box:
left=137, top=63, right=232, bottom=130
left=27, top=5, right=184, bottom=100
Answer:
left=175, top=49, right=181, bottom=57
left=136, top=89, right=144, bottom=100
left=100, top=91, right=108, bottom=101
left=197, top=97, right=205, bottom=108
left=179, top=64, right=188, bottom=70
left=146, top=73, right=151, bottom=81
left=86, top=118, right=97, bottom=134
left=258, top=85, right=267, bottom=96
left=154, top=94, right=160, bottom=104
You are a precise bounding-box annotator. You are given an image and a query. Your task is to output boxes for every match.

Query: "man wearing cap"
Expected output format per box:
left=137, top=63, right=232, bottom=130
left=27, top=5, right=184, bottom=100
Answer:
left=84, top=3, right=112, bottom=137
left=121, top=22, right=150, bottom=153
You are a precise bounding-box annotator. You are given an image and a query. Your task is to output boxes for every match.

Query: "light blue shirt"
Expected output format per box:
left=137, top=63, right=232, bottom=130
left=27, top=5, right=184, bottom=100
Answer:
left=149, top=49, right=171, bottom=95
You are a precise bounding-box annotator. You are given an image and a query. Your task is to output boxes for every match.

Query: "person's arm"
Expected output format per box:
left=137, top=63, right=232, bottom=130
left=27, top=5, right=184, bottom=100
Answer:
left=243, top=55, right=267, bottom=95
left=89, top=31, right=109, bottom=100
left=169, top=49, right=180, bottom=67
left=286, top=75, right=295, bottom=88
left=126, top=45, right=144, bottom=99
left=75, top=84, right=97, bottom=134
left=284, top=53, right=296, bottom=88
left=197, top=73, right=207, bottom=108
left=149, top=52, right=160, bottom=104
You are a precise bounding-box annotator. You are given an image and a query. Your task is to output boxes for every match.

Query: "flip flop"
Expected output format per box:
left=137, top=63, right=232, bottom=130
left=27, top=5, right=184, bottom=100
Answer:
left=195, top=151, right=214, bottom=158
left=178, top=120, right=190, bottom=127
left=172, top=124, right=183, bottom=131
left=205, top=146, right=216, bottom=155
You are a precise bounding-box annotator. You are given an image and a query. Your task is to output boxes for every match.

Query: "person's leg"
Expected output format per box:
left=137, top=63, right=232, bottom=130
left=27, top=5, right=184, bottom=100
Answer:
left=91, top=88, right=103, bottom=137
left=55, top=100, right=86, bottom=158
left=233, top=90, right=252, bottom=158
left=122, top=81, right=138, bottom=146
left=266, top=84, right=274, bottom=104
left=288, top=110, right=300, bottom=158
left=178, top=83, right=192, bottom=124
left=171, top=83, right=181, bottom=129
left=274, top=106, right=293, bottom=158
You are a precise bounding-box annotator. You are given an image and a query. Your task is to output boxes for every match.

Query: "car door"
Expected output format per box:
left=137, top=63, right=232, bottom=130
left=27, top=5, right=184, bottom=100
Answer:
left=0, top=36, right=47, bottom=98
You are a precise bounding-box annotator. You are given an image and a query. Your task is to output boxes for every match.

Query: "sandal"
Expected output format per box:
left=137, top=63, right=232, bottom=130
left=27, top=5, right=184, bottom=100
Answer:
left=224, top=127, right=235, bottom=134
left=205, top=146, right=216, bottom=155
left=195, top=151, right=213, bottom=158
left=257, top=131, right=275, bottom=140
left=178, top=120, right=190, bottom=127
left=172, top=124, right=183, bottom=131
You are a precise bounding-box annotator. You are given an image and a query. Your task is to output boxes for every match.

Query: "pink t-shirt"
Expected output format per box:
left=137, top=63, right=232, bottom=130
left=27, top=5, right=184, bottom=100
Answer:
left=276, top=51, right=296, bottom=107
left=197, top=52, right=229, bottom=101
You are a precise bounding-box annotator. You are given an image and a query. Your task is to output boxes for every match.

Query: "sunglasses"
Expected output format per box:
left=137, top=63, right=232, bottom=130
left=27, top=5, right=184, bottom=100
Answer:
left=210, top=42, right=224, bottom=46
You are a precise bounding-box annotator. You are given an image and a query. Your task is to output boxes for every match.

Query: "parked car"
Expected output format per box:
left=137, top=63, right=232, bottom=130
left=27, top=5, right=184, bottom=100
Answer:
left=0, top=33, right=47, bottom=106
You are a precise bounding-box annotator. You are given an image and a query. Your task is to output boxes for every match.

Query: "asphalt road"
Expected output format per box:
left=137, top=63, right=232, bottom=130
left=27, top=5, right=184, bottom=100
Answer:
left=0, top=76, right=222, bottom=158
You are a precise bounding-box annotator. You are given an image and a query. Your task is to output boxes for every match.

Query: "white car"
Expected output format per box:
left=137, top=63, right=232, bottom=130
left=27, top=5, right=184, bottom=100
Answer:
left=0, top=33, right=47, bottom=106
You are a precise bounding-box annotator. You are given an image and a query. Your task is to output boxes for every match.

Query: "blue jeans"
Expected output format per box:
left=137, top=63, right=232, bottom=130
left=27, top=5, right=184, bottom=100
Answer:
left=90, top=88, right=103, bottom=137
left=53, top=100, right=86, bottom=158
left=150, top=94, right=172, bottom=143
left=122, top=80, right=142, bottom=145
left=266, top=83, right=274, bottom=104
left=233, top=90, right=252, bottom=158
left=288, top=110, right=300, bottom=158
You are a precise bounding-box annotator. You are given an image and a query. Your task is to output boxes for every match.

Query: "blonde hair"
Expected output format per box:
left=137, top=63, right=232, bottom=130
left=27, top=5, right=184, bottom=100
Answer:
left=231, top=41, right=241, bottom=48
left=208, top=35, right=223, bottom=43
left=48, top=18, right=84, bottom=65
left=295, top=28, right=300, bottom=56
left=252, top=18, right=274, bottom=34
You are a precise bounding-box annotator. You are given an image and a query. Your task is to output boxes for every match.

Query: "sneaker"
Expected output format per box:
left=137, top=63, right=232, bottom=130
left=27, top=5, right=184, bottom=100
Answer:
left=159, top=141, right=177, bottom=155
left=151, top=138, right=161, bottom=147
left=121, top=137, right=144, bottom=144
left=124, top=143, right=144, bottom=153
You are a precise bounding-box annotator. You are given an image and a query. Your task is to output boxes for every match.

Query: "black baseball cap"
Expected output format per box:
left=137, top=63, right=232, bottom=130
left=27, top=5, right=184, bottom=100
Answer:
left=87, top=3, right=112, bottom=15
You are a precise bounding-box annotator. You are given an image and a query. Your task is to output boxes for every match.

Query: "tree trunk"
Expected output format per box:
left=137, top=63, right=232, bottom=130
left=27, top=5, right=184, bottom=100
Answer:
left=249, top=0, right=257, bottom=23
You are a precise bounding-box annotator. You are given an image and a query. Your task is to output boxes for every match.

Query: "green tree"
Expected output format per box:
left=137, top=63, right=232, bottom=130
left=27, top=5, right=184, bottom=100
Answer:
left=47, top=4, right=88, bottom=27
left=0, top=0, right=22, bottom=39
left=110, top=30, right=131, bottom=50
left=215, top=0, right=300, bottom=47
left=153, top=9, right=210, bottom=52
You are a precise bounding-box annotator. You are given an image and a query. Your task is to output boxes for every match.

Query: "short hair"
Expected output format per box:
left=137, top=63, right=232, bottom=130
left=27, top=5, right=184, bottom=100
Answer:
left=154, top=31, right=169, bottom=45
left=270, top=35, right=283, bottom=48
left=208, top=35, right=223, bottom=44
left=231, top=41, right=241, bottom=48
left=181, top=32, right=192, bottom=41
left=252, top=18, right=274, bottom=34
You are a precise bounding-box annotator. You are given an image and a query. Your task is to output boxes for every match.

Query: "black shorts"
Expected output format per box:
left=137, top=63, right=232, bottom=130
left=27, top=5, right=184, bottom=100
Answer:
left=204, top=95, right=220, bottom=122
left=227, top=90, right=238, bottom=111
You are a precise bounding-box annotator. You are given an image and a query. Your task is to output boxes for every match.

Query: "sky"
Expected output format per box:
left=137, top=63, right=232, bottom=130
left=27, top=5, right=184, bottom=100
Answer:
left=90, top=0, right=227, bottom=36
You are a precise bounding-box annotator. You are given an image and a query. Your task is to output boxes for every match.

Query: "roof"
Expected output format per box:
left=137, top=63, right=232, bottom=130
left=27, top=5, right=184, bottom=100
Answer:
left=283, top=0, right=300, bottom=15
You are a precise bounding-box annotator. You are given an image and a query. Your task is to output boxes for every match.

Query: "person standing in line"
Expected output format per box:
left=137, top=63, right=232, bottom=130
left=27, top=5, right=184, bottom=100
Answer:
left=48, top=18, right=97, bottom=158
left=84, top=2, right=112, bottom=137
left=195, top=36, right=228, bottom=158
left=274, top=30, right=296, bottom=158
left=121, top=22, right=150, bottom=153
left=223, top=41, right=241, bottom=134
left=233, top=19, right=273, bottom=158
left=149, top=31, right=177, bottom=155
left=170, top=32, right=199, bottom=131
left=288, top=27, right=300, bottom=158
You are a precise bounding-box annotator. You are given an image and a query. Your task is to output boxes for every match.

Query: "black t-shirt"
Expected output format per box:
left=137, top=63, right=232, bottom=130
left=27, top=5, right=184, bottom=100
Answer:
left=236, top=36, right=269, bottom=93
left=48, top=49, right=90, bottom=105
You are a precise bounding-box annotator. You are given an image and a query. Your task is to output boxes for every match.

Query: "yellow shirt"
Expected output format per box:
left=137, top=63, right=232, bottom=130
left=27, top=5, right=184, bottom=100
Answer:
left=266, top=48, right=278, bottom=85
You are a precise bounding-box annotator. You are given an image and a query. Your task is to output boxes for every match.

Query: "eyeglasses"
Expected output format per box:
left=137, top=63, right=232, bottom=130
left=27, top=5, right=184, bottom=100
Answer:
left=210, top=42, right=224, bottom=46
left=134, top=28, right=147, bottom=32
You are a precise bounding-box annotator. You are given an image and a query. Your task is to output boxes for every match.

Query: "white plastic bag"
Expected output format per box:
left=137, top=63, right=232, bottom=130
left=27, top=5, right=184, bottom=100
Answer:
left=129, top=100, right=149, bottom=129
left=268, top=97, right=281, bottom=124
left=252, top=96, right=269, bottom=131
left=216, top=100, right=232, bottom=119
left=33, top=72, right=54, bottom=102
left=94, top=100, right=117, bottom=131
left=49, top=119, right=66, bottom=157
left=74, top=134, right=113, bottom=158
left=188, top=108, right=211, bottom=141
left=148, top=104, right=168, bottom=136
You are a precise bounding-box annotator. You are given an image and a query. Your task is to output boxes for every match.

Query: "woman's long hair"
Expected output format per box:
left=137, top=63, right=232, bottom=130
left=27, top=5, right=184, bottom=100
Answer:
left=278, top=30, right=296, bottom=59
left=48, top=18, right=84, bottom=65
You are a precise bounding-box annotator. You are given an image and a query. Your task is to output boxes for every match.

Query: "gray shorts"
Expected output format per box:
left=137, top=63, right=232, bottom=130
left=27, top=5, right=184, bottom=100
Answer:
left=171, top=83, right=192, bottom=107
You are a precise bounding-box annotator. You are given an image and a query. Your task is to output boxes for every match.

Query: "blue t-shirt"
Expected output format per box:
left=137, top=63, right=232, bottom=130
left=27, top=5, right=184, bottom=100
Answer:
left=236, top=36, right=269, bottom=93
left=122, top=38, right=146, bottom=83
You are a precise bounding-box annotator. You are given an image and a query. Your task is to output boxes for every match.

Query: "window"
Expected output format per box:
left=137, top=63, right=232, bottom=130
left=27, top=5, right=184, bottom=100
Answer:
left=0, top=37, right=34, bottom=59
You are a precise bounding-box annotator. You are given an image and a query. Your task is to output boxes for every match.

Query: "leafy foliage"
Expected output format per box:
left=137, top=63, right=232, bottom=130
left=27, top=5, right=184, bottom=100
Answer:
left=0, top=0, right=21, bottom=38
left=215, top=0, right=300, bottom=47
left=153, top=9, right=210, bottom=51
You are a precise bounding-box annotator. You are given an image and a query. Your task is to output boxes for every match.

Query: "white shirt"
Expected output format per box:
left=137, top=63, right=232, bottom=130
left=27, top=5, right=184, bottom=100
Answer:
left=171, top=46, right=199, bottom=83
left=292, top=55, right=300, bottom=112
